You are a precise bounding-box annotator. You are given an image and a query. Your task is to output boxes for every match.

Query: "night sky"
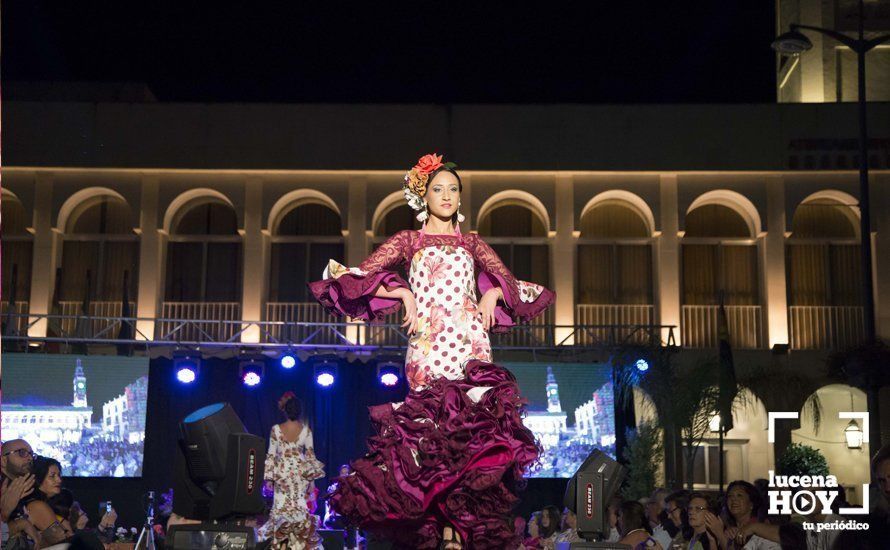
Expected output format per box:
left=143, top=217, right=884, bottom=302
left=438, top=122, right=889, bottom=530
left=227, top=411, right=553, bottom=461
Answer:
left=2, top=2, right=777, bottom=104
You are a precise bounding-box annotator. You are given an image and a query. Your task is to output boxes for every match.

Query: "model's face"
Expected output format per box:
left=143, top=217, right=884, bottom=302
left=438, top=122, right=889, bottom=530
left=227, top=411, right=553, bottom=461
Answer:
left=424, top=172, right=459, bottom=220
left=727, top=487, right=753, bottom=519
left=877, top=459, right=890, bottom=499
left=687, top=498, right=708, bottom=530
left=1, top=441, right=34, bottom=478
left=39, top=465, right=63, bottom=497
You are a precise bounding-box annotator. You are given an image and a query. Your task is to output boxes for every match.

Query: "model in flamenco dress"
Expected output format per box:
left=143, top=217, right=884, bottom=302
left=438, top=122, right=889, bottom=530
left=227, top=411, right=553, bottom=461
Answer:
left=308, top=154, right=555, bottom=549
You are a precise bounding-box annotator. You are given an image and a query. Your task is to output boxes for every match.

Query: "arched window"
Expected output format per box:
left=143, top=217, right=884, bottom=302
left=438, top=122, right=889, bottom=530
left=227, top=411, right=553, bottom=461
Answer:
left=163, top=199, right=242, bottom=341
left=477, top=203, right=550, bottom=288
left=682, top=203, right=761, bottom=348
left=375, top=204, right=422, bottom=237
left=787, top=195, right=862, bottom=349
left=1, top=192, right=32, bottom=334
left=576, top=199, right=654, bottom=342
left=477, top=200, right=552, bottom=346
left=60, top=195, right=138, bottom=314
left=270, top=202, right=343, bottom=301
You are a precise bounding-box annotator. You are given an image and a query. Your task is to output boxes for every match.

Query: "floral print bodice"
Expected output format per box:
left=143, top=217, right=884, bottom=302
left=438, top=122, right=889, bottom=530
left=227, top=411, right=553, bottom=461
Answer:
left=309, top=227, right=555, bottom=391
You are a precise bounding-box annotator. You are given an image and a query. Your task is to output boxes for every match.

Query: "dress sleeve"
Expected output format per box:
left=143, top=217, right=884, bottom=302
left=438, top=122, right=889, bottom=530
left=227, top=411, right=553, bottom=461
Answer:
left=300, top=429, right=326, bottom=482
left=307, top=230, right=413, bottom=321
left=264, top=425, right=279, bottom=482
left=470, top=234, right=556, bottom=333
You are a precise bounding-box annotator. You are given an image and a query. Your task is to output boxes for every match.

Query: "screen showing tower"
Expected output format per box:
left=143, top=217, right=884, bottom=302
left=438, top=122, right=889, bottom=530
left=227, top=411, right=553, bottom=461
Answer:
left=503, top=362, right=616, bottom=478
left=1, top=353, right=149, bottom=477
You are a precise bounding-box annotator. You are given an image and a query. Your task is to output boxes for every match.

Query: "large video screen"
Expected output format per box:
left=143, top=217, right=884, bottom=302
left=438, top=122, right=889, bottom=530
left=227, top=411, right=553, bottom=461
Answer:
left=504, top=362, right=616, bottom=478
left=1, top=353, right=149, bottom=477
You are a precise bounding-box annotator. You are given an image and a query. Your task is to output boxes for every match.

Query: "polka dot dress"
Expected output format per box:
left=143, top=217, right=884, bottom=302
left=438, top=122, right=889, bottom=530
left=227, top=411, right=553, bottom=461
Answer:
left=405, top=244, right=492, bottom=390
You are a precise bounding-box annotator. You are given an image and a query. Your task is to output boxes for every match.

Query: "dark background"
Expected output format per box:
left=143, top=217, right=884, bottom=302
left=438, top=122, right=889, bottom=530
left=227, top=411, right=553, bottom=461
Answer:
left=3, top=2, right=776, bottom=103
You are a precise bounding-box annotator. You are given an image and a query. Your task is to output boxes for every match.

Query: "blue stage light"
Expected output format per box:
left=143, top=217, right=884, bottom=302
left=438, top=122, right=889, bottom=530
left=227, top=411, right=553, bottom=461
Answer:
left=635, top=358, right=650, bottom=372
left=376, top=362, right=402, bottom=387
left=239, top=357, right=265, bottom=387
left=280, top=354, right=297, bottom=369
left=173, top=351, right=200, bottom=384
left=176, top=366, right=197, bottom=384
left=316, top=372, right=335, bottom=387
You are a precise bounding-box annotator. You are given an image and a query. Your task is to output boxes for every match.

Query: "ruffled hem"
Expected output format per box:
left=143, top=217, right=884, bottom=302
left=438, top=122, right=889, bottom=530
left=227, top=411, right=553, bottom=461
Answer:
left=477, top=271, right=557, bottom=333
left=308, top=269, right=408, bottom=322
left=328, top=360, right=540, bottom=549
left=257, top=514, right=323, bottom=550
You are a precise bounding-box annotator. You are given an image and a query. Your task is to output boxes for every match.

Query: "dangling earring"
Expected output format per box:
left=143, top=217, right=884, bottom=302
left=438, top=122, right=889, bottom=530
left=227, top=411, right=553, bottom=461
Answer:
left=417, top=203, right=429, bottom=222
left=456, top=201, right=465, bottom=223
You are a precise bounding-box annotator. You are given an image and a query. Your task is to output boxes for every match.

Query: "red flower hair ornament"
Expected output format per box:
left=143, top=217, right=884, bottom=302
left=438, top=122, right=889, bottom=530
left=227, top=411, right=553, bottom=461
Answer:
left=403, top=153, right=459, bottom=222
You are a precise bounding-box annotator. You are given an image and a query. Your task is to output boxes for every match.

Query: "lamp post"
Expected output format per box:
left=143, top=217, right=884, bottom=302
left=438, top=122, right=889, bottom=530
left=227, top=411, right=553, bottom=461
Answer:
left=773, top=0, right=890, bottom=451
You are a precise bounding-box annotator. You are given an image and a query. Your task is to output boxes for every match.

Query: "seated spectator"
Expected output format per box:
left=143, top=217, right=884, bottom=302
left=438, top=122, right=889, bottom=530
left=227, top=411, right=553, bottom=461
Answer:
left=663, top=490, right=692, bottom=547
left=22, top=456, right=74, bottom=548
left=520, top=511, right=543, bottom=550
left=712, top=480, right=778, bottom=549
left=605, top=496, right=622, bottom=542
left=2, top=439, right=39, bottom=548
left=616, top=500, right=659, bottom=549
left=554, top=507, right=581, bottom=544
left=647, top=488, right=673, bottom=549
left=539, top=505, right=561, bottom=547
left=686, top=492, right=719, bottom=550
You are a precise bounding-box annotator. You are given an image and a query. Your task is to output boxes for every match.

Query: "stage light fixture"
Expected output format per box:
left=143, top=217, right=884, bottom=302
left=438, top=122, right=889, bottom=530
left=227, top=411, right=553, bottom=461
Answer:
left=173, top=351, right=200, bottom=384
left=314, top=361, right=337, bottom=388
left=239, top=356, right=265, bottom=387
left=635, top=358, right=649, bottom=372
left=280, top=353, right=297, bottom=369
left=376, top=361, right=402, bottom=387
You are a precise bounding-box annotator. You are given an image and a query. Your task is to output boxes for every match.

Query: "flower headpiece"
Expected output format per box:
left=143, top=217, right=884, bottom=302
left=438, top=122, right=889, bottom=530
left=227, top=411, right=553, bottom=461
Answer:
left=403, top=153, right=460, bottom=222
left=278, top=391, right=297, bottom=411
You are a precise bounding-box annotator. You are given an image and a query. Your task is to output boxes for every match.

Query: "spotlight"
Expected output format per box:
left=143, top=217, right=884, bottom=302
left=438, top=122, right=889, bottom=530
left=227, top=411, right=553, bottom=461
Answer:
left=239, top=356, right=265, bottom=387
left=314, top=361, right=337, bottom=388
left=173, top=351, right=200, bottom=384
left=376, top=361, right=402, bottom=387
left=635, top=358, right=649, bottom=372
left=280, top=353, right=297, bottom=369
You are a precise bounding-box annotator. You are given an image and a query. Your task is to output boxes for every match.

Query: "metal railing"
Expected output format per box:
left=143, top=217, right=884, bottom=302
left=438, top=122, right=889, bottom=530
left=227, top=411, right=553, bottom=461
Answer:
left=681, top=305, right=763, bottom=349
left=575, top=304, right=655, bottom=346
left=789, top=305, right=865, bottom=350
left=1, top=301, right=29, bottom=336
left=159, top=302, right=241, bottom=342
left=265, top=302, right=340, bottom=345
left=58, top=301, right=136, bottom=338
left=0, top=311, right=676, bottom=352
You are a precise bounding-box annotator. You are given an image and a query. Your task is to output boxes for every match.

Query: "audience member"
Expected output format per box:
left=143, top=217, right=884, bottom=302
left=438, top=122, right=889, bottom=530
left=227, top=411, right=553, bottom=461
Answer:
left=616, top=500, right=658, bottom=549
left=554, top=507, right=581, bottom=544
left=664, top=489, right=692, bottom=547
left=687, top=492, right=718, bottom=550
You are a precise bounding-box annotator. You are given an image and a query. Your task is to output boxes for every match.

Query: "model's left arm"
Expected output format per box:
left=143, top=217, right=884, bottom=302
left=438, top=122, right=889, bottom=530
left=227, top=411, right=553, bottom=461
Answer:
left=469, top=234, right=555, bottom=332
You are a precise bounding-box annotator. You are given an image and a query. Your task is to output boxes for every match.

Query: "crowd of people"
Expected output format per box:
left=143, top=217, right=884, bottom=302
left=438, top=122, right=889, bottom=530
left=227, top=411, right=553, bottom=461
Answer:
left=516, top=445, right=890, bottom=550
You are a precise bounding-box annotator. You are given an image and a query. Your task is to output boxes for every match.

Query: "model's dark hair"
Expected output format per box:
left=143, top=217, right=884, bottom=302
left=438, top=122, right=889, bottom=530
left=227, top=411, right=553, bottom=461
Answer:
left=618, top=500, right=651, bottom=535
left=426, top=166, right=463, bottom=225
left=281, top=394, right=302, bottom=421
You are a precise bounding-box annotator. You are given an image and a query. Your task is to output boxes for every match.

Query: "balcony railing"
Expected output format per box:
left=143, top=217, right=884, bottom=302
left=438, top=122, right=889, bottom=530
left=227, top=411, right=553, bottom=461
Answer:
left=789, top=306, right=864, bottom=350
left=575, top=304, right=655, bottom=346
left=681, top=305, right=763, bottom=349
left=159, top=302, right=241, bottom=342
left=265, top=302, right=341, bottom=345
left=1, top=301, right=30, bottom=336
left=58, top=301, right=136, bottom=339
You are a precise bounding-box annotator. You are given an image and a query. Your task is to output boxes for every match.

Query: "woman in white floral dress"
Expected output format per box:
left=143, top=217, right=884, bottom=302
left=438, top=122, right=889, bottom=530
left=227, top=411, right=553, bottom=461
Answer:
left=309, top=154, right=555, bottom=549
left=258, top=392, right=325, bottom=550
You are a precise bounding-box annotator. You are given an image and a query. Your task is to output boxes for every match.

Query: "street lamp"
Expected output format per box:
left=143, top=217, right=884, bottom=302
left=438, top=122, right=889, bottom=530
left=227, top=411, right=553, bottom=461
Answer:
left=773, top=0, right=890, bottom=451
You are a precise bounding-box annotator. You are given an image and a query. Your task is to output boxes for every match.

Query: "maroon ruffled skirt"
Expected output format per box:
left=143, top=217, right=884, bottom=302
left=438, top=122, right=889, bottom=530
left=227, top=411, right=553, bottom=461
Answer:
left=329, top=360, right=540, bottom=549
